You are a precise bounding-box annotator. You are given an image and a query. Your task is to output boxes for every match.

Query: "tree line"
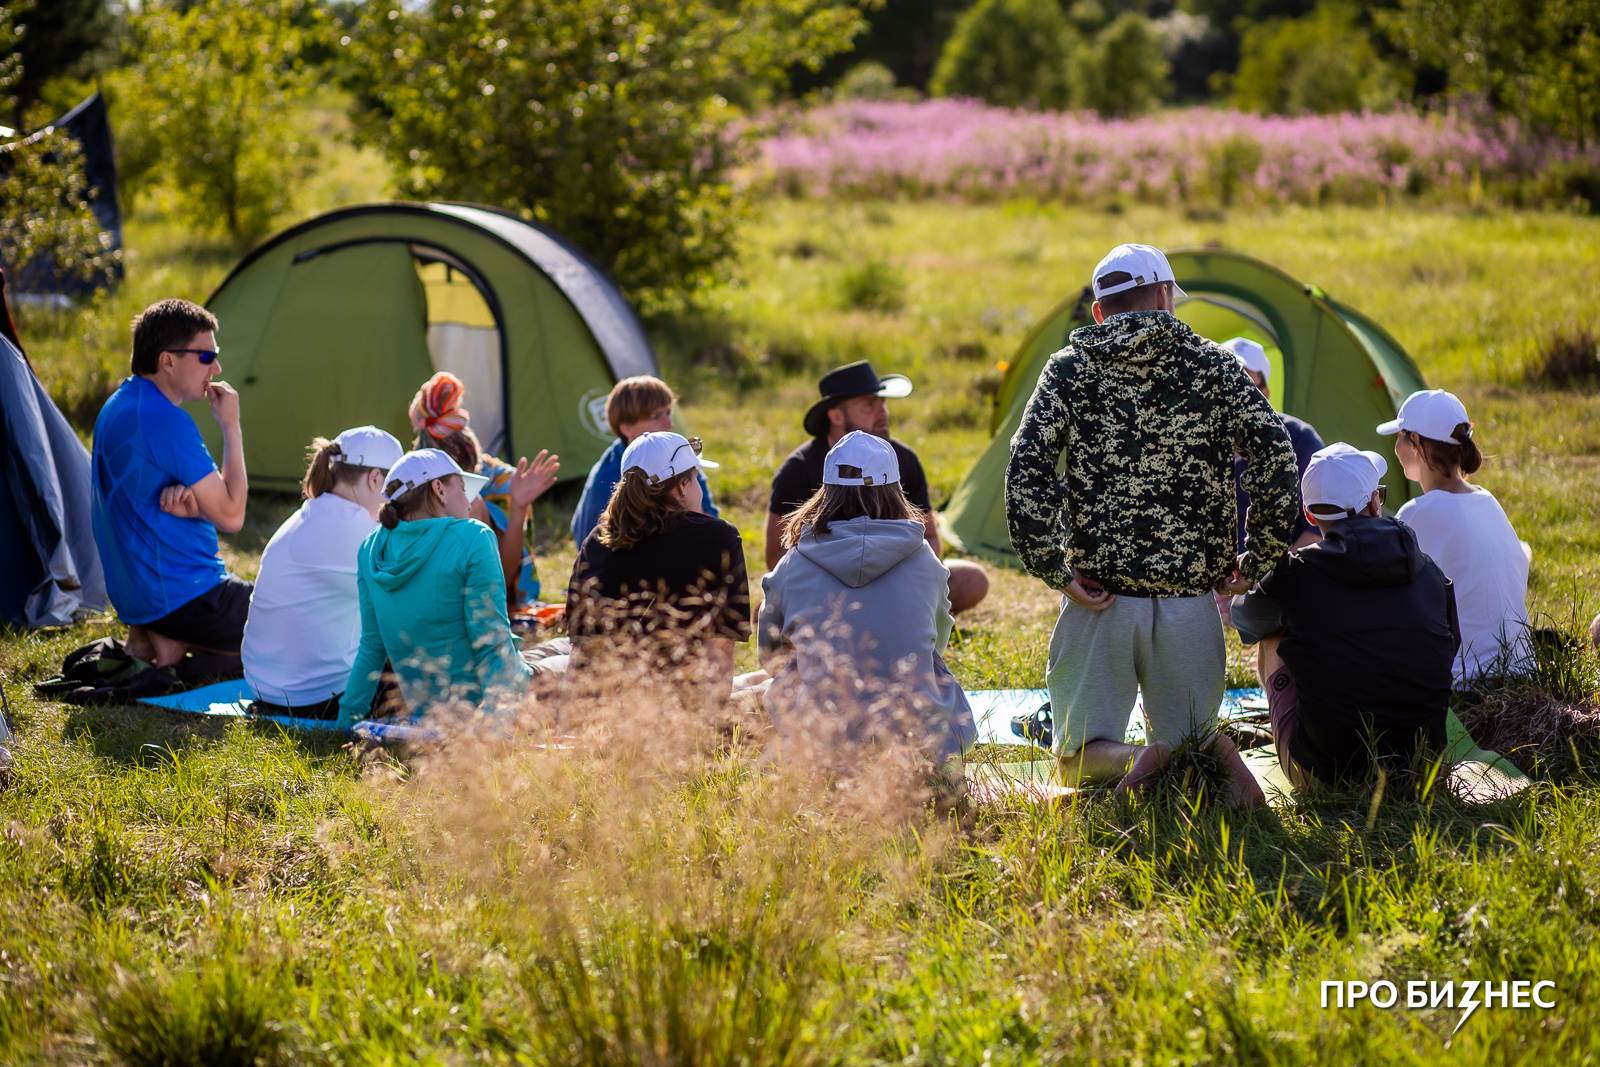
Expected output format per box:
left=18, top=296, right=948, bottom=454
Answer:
left=1, top=0, right=1595, bottom=307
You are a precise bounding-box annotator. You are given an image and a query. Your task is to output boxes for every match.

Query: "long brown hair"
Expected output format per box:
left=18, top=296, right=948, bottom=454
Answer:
left=301, top=437, right=385, bottom=500
left=782, top=482, right=924, bottom=549
left=598, top=468, right=695, bottom=551
left=1407, top=423, right=1482, bottom=477
left=377, top=475, right=457, bottom=530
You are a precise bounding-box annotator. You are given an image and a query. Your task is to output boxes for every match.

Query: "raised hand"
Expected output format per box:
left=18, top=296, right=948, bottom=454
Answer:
left=206, top=380, right=241, bottom=427
left=508, top=449, right=561, bottom=508
left=160, top=483, right=201, bottom=519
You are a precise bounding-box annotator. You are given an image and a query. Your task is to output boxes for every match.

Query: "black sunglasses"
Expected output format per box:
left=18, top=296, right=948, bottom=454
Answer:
left=167, top=347, right=220, bottom=365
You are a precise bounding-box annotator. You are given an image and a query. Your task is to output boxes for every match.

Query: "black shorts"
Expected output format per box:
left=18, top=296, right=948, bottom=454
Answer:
left=145, top=575, right=253, bottom=654
left=253, top=694, right=341, bottom=721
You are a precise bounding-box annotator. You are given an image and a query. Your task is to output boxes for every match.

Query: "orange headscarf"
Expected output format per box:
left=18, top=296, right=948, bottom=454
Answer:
left=409, top=371, right=470, bottom=438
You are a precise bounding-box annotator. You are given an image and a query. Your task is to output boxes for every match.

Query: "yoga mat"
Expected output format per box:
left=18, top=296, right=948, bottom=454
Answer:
left=137, top=680, right=431, bottom=741
left=968, top=687, right=1268, bottom=746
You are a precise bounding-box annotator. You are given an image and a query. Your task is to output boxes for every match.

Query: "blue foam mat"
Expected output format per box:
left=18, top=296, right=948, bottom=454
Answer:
left=136, top=679, right=428, bottom=741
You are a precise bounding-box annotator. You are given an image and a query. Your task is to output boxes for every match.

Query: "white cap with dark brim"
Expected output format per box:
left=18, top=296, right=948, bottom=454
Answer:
left=384, top=448, right=489, bottom=501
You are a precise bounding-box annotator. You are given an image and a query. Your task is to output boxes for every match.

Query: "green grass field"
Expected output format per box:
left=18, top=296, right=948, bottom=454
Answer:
left=4, top=167, right=1600, bottom=1061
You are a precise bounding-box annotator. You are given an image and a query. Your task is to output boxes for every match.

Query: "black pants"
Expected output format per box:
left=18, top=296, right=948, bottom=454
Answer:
left=145, top=575, right=253, bottom=653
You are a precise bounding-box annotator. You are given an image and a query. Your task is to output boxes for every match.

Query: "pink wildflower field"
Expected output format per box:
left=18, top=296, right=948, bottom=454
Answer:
left=755, top=99, right=1593, bottom=206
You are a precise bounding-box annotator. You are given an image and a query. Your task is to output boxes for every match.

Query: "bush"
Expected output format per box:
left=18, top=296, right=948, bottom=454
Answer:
left=97, top=957, right=291, bottom=1067
left=345, top=0, right=866, bottom=312
left=1073, top=13, right=1170, bottom=118
left=929, top=0, right=1078, bottom=110
left=1379, top=0, right=1600, bottom=144
left=1230, top=2, right=1398, bottom=115
left=839, top=258, right=905, bottom=312
left=1529, top=325, right=1600, bottom=389
left=0, top=123, right=118, bottom=292
left=106, top=1, right=322, bottom=246
left=835, top=61, right=916, bottom=102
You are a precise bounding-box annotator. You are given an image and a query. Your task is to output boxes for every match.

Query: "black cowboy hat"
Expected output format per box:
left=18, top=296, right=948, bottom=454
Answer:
left=803, top=360, right=914, bottom=437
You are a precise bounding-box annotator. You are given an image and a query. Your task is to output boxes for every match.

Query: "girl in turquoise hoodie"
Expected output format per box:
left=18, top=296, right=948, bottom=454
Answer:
left=338, top=450, right=530, bottom=727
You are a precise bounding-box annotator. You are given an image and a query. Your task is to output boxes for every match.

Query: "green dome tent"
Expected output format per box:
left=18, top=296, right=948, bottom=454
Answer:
left=939, top=248, right=1428, bottom=569
left=197, top=202, right=657, bottom=491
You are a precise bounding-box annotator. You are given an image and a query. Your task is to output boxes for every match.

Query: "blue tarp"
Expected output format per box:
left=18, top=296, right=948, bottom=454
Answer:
left=0, top=332, right=106, bottom=626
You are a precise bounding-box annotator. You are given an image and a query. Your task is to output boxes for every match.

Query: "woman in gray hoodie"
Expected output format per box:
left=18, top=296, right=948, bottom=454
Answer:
left=757, top=432, right=975, bottom=767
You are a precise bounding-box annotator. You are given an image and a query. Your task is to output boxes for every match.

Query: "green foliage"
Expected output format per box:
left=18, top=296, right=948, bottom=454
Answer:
left=1072, top=12, right=1170, bottom=118
left=106, top=1, right=323, bottom=245
left=1379, top=0, right=1600, bottom=143
left=833, top=60, right=915, bottom=101
left=344, top=0, right=867, bottom=312
left=1231, top=2, right=1399, bottom=115
left=97, top=956, right=291, bottom=1067
left=9, top=0, right=115, bottom=131
left=0, top=2, right=24, bottom=125
left=931, top=1, right=1169, bottom=117
left=839, top=257, right=905, bottom=311
left=929, top=0, right=1078, bottom=109
left=0, top=135, right=117, bottom=288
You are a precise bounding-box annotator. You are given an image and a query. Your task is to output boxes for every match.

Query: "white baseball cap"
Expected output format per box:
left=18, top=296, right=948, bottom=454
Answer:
left=383, top=448, right=488, bottom=501
left=1091, top=244, right=1187, bottom=301
left=1376, top=389, right=1471, bottom=442
left=1221, top=337, right=1270, bottom=383
left=332, top=425, right=404, bottom=470
left=823, top=430, right=900, bottom=487
left=621, top=431, right=719, bottom=486
left=1301, top=443, right=1387, bottom=521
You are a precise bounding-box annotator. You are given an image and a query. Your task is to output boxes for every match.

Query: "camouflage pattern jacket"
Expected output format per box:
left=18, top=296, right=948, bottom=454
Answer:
left=1005, top=311, right=1298, bottom=597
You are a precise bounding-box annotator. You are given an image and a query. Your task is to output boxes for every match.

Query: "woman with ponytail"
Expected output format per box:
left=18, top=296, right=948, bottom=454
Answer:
left=1379, top=390, right=1532, bottom=685
left=242, top=427, right=403, bottom=719
left=409, top=372, right=560, bottom=610
left=338, top=449, right=531, bottom=727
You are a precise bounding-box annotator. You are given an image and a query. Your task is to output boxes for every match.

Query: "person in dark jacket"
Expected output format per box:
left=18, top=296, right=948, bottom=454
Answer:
left=1006, top=244, right=1296, bottom=804
left=1231, top=443, right=1460, bottom=791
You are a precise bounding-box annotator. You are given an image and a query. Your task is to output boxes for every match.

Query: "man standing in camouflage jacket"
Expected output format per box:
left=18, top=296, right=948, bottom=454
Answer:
left=1005, top=244, right=1298, bottom=805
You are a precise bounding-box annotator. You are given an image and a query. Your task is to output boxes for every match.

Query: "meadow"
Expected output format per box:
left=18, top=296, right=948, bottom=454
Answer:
left=4, top=131, right=1600, bottom=1061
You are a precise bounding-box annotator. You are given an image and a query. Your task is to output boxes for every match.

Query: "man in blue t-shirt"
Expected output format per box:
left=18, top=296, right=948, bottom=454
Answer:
left=91, top=299, right=251, bottom=668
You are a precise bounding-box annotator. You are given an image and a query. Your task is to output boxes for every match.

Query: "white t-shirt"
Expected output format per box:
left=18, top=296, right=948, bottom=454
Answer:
left=1396, top=486, right=1531, bottom=685
left=242, top=493, right=377, bottom=706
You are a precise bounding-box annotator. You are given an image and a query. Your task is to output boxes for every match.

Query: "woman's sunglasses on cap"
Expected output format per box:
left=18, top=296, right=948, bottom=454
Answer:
left=670, top=437, right=705, bottom=462
left=166, top=347, right=220, bottom=365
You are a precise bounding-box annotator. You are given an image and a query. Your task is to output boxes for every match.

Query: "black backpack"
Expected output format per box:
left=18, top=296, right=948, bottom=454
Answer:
left=33, top=637, right=185, bottom=707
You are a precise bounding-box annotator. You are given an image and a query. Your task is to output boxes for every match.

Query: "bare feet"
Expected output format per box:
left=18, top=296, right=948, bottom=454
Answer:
left=1208, top=732, right=1267, bottom=809
left=124, top=624, right=155, bottom=663
left=1112, top=741, right=1172, bottom=799
left=146, top=629, right=192, bottom=669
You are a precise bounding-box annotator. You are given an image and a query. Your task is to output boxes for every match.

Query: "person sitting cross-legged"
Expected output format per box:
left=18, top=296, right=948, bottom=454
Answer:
left=91, top=299, right=251, bottom=669
left=241, top=426, right=404, bottom=720
left=567, top=432, right=751, bottom=703
left=758, top=431, right=975, bottom=777
left=338, top=449, right=532, bottom=727
left=1231, top=444, right=1460, bottom=792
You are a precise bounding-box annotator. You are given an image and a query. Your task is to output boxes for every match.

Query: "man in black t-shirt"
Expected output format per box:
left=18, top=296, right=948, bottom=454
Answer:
left=1231, top=444, right=1459, bottom=791
left=765, top=361, right=989, bottom=612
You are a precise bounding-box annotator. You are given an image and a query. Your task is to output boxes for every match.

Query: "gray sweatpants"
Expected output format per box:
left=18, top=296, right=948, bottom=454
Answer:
left=1047, top=593, right=1225, bottom=757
